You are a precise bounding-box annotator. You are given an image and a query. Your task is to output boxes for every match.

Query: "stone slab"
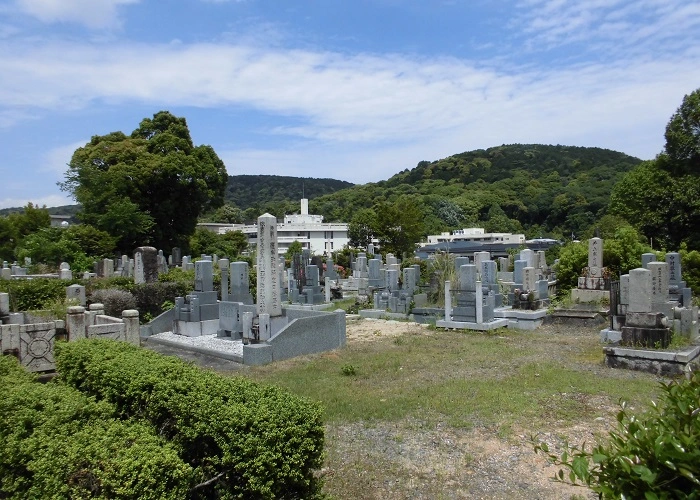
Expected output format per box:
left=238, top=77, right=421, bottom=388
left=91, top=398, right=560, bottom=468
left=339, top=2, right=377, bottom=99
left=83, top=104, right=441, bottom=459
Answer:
left=436, top=318, right=508, bottom=331
left=174, top=319, right=219, bottom=337
left=571, top=289, right=609, bottom=304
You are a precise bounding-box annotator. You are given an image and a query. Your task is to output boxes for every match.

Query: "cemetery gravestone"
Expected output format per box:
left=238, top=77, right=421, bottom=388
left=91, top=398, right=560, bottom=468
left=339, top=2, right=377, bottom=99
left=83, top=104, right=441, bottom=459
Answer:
left=257, top=214, right=282, bottom=317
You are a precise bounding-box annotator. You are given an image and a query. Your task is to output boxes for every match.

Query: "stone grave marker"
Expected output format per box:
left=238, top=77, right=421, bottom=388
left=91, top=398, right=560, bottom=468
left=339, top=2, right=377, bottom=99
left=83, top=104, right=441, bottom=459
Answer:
left=59, top=262, right=72, bottom=280
left=66, top=284, right=86, bottom=306
left=134, top=247, right=158, bottom=283
left=219, top=258, right=230, bottom=301
left=257, top=213, right=282, bottom=317
left=641, top=253, right=656, bottom=269
left=628, top=268, right=652, bottom=313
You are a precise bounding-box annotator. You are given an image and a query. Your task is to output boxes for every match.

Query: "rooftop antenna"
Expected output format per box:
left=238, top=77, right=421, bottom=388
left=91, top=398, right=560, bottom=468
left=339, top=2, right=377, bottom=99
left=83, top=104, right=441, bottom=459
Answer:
left=302, top=181, right=305, bottom=199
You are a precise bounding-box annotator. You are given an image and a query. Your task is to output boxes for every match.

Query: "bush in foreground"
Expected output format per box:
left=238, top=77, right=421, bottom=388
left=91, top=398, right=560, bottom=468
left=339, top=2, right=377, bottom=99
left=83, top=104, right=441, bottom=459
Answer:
left=55, top=339, right=325, bottom=499
left=534, top=371, right=700, bottom=498
left=0, top=355, right=192, bottom=499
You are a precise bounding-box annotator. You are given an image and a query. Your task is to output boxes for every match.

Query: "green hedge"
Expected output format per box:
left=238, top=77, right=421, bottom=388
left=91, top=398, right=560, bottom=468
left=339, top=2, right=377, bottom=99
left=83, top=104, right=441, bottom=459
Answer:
left=55, top=339, right=325, bottom=499
left=0, top=355, right=192, bottom=499
left=0, top=278, right=79, bottom=312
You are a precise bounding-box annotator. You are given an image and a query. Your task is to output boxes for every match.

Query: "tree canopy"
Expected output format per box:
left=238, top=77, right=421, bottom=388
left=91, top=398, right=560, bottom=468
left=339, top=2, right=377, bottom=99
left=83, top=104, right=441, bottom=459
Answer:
left=610, top=87, right=700, bottom=250
left=60, top=111, right=228, bottom=253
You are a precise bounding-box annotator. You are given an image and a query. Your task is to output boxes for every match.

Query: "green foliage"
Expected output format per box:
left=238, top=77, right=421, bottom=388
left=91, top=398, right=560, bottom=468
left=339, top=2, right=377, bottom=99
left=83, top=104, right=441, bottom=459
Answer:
left=188, top=227, right=248, bottom=258
left=427, top=252, right=456, bottom=305
left=555, top=227, right=651, bottom=293
left=341, top=363, right=358, bottom=376
left=131, top=281, right=189, bottom=323
left=348, top=208, right=377, bottom=248
left=225, top=175, right=353, bottom=215
left=0, top=356, right=191, bottom=499
left=60, top=223, right=117, bottom=258
left=603, top=226, right=651, bottom=279
left=534, top=371, right=700, bottom=498
left=55, top=339, right=325, bottom=499
left=374, top=196, right=425, bottom=257
left=0, top=278, right=76, bottom=312
left=680, top=245, right=700, bottom=296
left=14, top=224, right=113, bottom=270
left=555, top=241, right=588, bottom=292
left=664, top=87, right=700, bottom=175
left=610, top=89, right=700, bottom=250
left=309, top=145, right=641, bottom=238
left=0, top=203, right=51, bottom=261
left=200, top=203, right=245, bottom=223
left=285, top=240, right=304, bottom=259
left=61, top=111, right=228, bottom=252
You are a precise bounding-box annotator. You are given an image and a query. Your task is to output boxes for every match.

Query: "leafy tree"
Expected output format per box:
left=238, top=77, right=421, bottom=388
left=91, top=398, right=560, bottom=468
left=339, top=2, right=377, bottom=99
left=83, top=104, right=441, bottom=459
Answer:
left=285, top=240, right=303, bottom=260
left=201, top=203, right=244, bottom=224
left=603, top=226, right=651, bottom=279
left=15, top=227, right=83, bottom=268
left=8, top=203, right=51, bottom=238
left=610, top=88, right=700, bottom=250
left=374, top=196, right=424, bottom=257
left=188, top=228, right=248, bottom=258
left=554, top=241, right=588, bottom=292
left=484, top=203, right=523, bottom=234
left=0, top=217, right=18, bottom=261
left=664, top=87, right=700, bottom=175
left=60, top=111, right=228, bottom=253
left=60, top=224, right=116, bottom=259
left=348, top=208, right=377, bottom=248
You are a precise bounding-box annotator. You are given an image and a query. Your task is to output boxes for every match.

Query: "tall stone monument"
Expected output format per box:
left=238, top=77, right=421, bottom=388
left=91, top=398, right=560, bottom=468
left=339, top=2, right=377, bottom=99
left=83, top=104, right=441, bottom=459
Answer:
left=257, top=213, right=282, bottom=317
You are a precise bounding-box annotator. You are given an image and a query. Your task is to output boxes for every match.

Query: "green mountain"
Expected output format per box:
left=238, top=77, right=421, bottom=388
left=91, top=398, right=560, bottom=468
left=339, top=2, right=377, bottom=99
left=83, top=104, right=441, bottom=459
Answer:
left=308, top=144, right=643, bottom=238
left=224, top=175, right=354, bottom=212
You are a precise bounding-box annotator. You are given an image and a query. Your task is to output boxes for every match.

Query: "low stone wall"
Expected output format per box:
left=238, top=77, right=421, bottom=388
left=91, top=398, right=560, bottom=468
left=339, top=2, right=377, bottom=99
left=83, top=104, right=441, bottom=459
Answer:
left=243, top=309, right=346, bottom=365
left=603, top=344, right=700, bottom=376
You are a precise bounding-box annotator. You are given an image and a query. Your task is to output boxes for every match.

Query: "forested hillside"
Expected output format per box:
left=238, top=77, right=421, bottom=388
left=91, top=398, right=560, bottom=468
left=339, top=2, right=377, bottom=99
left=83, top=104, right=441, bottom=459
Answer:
left=309, top=144, right=642, bottom=239
left=224, top=175, right=354, bottom=212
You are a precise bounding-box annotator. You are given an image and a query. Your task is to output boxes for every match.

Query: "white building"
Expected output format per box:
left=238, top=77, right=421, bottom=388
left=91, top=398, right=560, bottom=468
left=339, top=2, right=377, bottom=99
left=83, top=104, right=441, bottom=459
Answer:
left=424, top=227, right=525, bottom=245
left=198, top=199, right=349, bottom=256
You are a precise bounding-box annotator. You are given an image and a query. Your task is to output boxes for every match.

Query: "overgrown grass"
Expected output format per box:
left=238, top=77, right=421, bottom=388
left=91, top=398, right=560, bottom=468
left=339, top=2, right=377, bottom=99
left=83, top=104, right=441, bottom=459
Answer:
left=245, top=327, right=661, bottom=431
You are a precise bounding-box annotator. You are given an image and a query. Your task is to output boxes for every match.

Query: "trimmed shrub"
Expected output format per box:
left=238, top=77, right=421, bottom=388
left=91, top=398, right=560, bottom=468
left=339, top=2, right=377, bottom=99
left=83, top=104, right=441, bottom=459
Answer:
left=0, top=355, right=191, bottom=499
left=90, top=288, right=137, bottom=317
left=26, top=420, right=192, bottom=499
left=535, top=371, right=700, bottom=498
left=131, top=281, right=189, bottom=322
left=0, top=278, right=76, bottom=312
left=55, top=340, right=325, bottom=499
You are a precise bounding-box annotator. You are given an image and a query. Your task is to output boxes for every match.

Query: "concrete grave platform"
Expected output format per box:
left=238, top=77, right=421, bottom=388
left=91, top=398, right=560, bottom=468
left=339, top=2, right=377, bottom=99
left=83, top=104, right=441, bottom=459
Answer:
left=495, top=307, right=547, bottom=330
left=603, top=344, right=700, bottom=376
left=436, top=318, right=508, bottom=331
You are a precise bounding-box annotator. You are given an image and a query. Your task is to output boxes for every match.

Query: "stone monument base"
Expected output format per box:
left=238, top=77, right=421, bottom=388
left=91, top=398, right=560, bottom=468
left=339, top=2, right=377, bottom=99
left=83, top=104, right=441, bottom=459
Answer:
left=494, top=307, right=547, bottom=330
left=571, top=289, right=609, bottom=304
left=604, top=344, right=700, bottom=376
left=174, top=319, right=219, bottom=337
left=436, top=318, right=508, bottom=331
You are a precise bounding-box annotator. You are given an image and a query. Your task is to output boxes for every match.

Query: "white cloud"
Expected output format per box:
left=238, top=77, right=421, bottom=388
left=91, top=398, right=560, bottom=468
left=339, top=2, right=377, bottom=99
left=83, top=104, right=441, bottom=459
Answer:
left=0, top=38, right=697, bottom=163
left=514, top=0, right=700, bottom=58
left=13, top=0, right=139, bottom=29
left=41, top=140, right=86, bottom=175
left=0, top=193, right=74, bottom=210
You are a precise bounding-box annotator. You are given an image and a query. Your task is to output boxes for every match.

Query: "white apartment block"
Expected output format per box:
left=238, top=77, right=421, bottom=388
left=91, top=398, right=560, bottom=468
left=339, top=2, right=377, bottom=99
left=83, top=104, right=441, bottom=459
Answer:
left=424, top=227, right=525, bottom=245
left=198, top=199, right=349, bottom=256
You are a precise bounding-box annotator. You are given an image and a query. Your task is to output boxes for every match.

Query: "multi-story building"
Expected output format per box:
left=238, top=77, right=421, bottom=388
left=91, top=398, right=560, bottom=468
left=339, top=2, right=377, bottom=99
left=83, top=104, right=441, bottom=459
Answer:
left=198, top=199, right=349, bottom=256
left=424, top=227, right=526, bottom=245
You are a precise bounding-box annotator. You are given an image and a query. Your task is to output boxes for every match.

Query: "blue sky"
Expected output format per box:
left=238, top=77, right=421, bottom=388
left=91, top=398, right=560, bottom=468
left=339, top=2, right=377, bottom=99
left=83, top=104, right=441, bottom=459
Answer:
left=1, top=0, right=699, bottom=209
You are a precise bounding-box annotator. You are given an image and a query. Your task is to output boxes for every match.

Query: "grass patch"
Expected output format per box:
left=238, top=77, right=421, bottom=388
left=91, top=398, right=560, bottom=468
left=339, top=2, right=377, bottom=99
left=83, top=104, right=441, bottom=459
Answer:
left=245, top=327, right=660, bottom=430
